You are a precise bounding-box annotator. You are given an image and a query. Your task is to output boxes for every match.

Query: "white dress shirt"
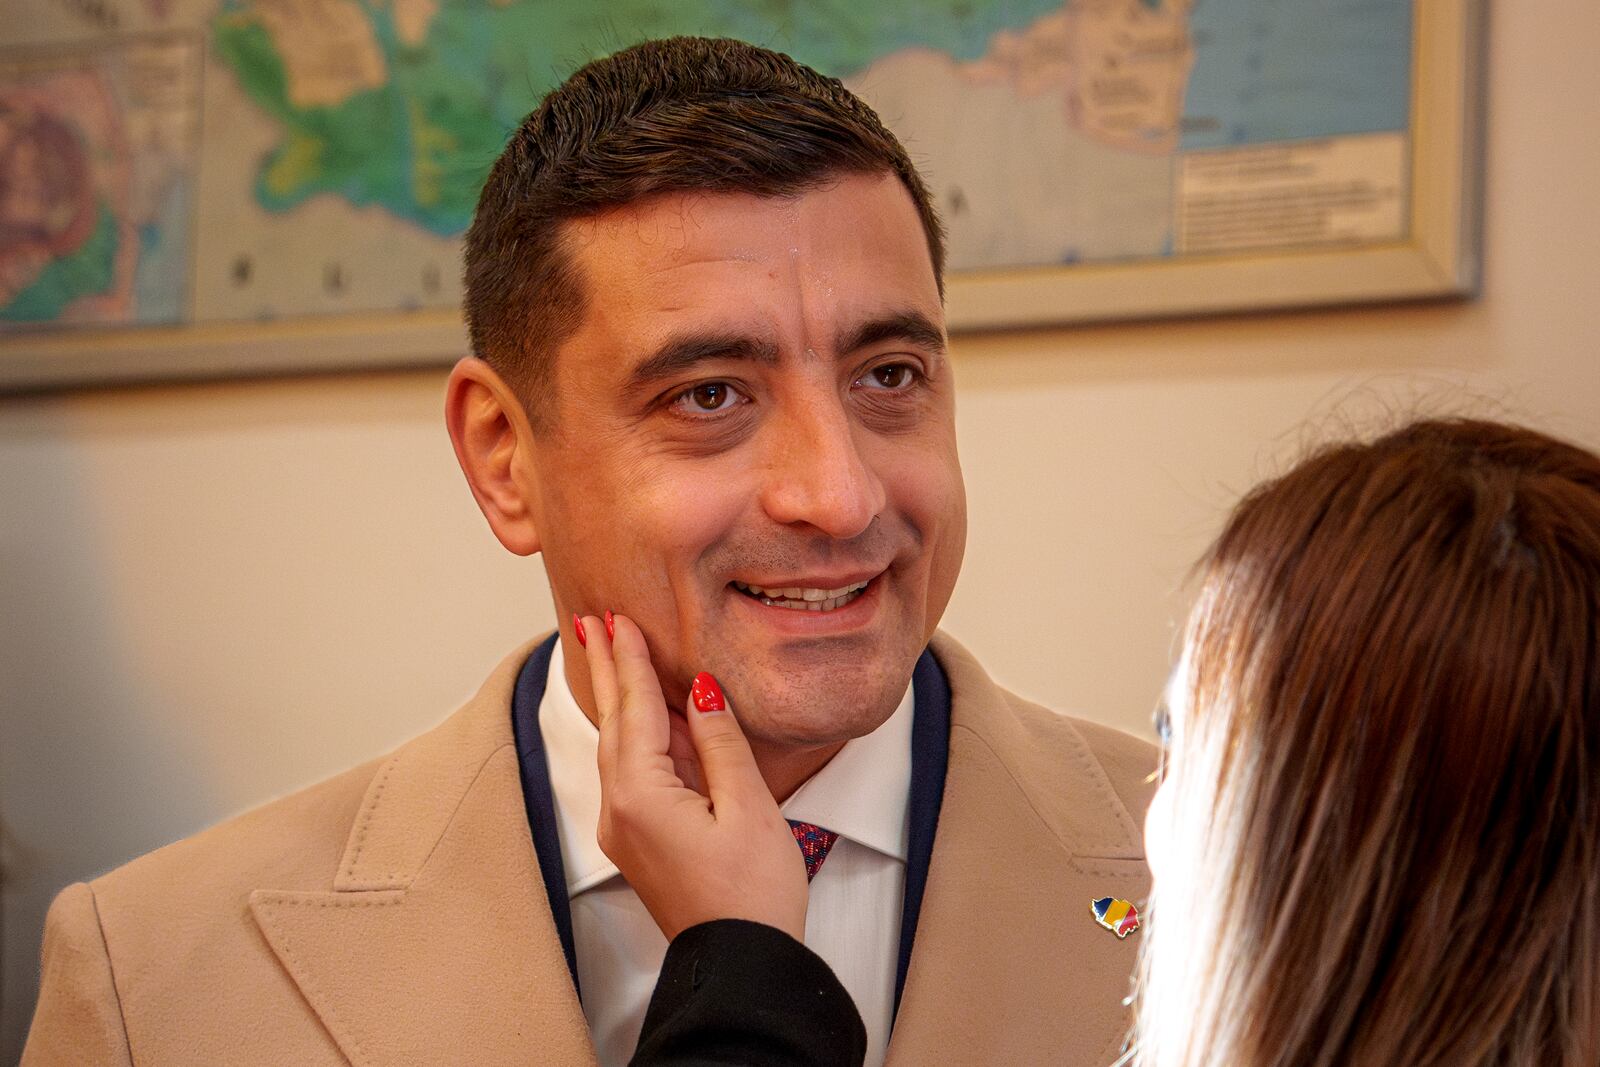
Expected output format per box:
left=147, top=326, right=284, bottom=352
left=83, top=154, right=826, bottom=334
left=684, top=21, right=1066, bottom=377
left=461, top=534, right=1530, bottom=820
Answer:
left=538, top=639, right=913, bottom=1067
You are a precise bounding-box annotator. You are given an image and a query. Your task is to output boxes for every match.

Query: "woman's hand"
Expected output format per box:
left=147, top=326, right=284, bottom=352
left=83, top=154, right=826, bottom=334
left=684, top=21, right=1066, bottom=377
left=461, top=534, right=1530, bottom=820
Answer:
left=579, top=612, right=809, bottom=942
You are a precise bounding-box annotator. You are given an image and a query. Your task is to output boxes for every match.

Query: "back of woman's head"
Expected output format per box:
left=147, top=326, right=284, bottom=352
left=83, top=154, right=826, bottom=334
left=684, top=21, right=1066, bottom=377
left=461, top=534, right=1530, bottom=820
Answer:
left=1137, top=418, right=1600, bottom=1067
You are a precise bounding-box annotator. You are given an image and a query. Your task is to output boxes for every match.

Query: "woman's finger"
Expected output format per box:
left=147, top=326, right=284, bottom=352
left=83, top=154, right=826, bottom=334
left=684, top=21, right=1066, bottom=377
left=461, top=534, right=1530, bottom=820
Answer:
left=683, top=672, right=771, bottom=817
left=607, top=613, right=673, bottom=777
left=666, top=711, right=703, bottom=796
left=579, top=613, right=624, bottom=794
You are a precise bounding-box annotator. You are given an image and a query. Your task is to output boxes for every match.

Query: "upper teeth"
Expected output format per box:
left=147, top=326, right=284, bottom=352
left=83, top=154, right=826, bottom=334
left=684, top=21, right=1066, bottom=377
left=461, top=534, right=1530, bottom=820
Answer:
left=734, top=580, right=869, bottom=602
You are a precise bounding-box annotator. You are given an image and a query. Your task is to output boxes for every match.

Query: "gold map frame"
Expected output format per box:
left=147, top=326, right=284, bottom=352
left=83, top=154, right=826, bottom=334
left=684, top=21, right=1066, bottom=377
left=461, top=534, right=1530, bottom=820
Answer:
left=0, top=0, right=1484, bottom=391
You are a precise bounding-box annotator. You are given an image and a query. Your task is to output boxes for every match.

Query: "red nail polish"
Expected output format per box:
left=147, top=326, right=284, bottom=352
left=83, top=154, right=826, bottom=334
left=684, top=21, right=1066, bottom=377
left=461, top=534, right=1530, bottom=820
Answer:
left=604, top=609, right=615, bottom=642
left=691, top=672, right=725, bottom=713
left=573, top=614, right=587, bottom=648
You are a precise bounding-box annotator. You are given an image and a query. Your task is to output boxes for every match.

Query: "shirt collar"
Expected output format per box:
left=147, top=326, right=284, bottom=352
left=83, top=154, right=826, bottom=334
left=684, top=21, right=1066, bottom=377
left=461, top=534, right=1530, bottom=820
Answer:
left=538, top=638, right=915, bottom=897
left=779, top=683, right=913, bottom=863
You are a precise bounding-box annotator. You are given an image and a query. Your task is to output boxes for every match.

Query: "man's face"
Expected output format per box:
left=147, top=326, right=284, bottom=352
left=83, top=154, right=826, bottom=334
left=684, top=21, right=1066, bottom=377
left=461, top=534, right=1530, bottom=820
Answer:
left=527, top=172, right=965, bottom=749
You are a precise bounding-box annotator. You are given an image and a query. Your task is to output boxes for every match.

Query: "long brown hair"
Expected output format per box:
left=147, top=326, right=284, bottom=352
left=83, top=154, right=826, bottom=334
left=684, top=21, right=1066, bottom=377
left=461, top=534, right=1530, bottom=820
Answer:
left=1136, top=419, right=1600, bottom=1067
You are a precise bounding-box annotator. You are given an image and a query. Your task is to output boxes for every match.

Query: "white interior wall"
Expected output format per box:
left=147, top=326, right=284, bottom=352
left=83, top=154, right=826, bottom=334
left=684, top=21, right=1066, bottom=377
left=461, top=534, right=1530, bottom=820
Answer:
left=4, top=5, right=1599, bottom=1055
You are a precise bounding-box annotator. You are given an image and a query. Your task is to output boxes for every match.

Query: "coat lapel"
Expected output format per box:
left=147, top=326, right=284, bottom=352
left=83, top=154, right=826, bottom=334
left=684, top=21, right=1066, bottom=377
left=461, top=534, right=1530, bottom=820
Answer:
left=243, top=633, right=1149, bottom=1066
left=249, top=643, right=597, bottom=1067
left=887, top=634, right=1153, bottom=1067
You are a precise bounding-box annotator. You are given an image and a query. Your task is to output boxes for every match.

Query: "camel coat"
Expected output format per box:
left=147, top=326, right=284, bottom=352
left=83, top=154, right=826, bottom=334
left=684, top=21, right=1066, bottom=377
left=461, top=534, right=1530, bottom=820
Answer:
left=24, top=632, right=1156, bottom=1066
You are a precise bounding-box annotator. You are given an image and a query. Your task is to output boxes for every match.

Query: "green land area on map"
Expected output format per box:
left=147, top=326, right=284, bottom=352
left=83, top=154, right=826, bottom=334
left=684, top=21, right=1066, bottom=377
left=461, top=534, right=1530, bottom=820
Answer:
left=210, top=0, right=1065, bottom=235
left=8, top=0, right=1412, bottom=330
left=3, top=205, right=119, bottom=323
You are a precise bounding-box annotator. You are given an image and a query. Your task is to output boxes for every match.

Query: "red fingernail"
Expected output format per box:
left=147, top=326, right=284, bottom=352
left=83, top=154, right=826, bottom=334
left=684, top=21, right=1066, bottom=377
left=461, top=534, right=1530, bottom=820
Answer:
left=691, top=672, right=725, bottom=713
left=604, top=609, right=615, bottom=642
left=573, top=614, right=587, bottom=648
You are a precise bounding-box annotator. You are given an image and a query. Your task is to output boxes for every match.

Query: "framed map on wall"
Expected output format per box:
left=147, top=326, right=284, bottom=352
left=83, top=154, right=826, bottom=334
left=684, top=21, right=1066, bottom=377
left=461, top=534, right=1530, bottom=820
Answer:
left=0, top=0, right=1484, bottom=389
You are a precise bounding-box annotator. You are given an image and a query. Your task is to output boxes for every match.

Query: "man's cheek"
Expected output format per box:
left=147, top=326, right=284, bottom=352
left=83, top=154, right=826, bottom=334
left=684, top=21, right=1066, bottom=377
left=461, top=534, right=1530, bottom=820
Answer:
left=887, top=461, right=964, bottom=552
left=893, top=458, right=964, bottom=633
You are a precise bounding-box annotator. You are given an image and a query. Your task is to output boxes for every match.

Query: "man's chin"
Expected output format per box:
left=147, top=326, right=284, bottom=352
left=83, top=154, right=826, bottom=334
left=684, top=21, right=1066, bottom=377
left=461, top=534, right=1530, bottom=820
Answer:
left=740, top=712, right=893, bottom=752
left=728, top=674, right=908, bottom=750
left=698, top=628, right=922, bottom=743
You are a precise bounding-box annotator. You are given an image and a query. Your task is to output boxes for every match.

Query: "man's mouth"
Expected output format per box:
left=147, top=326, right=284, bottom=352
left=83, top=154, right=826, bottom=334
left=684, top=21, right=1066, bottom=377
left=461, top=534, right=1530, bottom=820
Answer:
left=731, top=578, right=872, bottom=613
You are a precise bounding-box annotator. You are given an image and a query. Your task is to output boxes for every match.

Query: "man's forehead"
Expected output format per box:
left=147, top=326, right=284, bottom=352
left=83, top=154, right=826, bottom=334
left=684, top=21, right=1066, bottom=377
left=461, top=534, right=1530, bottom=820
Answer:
left=565, top=174, right=925, bottom=271
left=556, top=179, right=937, bottom=359
left=568, top=188, right=809, bottom=262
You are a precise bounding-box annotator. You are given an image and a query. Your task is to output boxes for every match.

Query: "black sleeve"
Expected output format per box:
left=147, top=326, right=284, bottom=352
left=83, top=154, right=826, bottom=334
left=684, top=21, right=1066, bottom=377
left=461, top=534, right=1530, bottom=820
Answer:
left=629, top=919, right=868, bottom=1067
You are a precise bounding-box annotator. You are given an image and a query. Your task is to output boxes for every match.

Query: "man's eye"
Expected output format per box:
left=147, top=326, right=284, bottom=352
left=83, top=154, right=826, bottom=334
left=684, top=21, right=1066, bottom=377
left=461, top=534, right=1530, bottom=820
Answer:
left=859, top=363, right=918, bottom=390
left=673, top=382, right=742, bottom=414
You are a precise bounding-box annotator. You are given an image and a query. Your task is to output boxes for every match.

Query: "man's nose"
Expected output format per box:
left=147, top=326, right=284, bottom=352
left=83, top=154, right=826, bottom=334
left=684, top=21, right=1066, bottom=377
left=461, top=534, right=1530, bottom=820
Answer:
left=759, top=399, right=886, bottom=540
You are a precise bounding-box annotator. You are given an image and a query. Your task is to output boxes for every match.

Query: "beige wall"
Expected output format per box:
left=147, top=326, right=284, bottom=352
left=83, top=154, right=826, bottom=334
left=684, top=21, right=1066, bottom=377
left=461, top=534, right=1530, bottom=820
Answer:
left=4, top=5, right=1599, bottom=1054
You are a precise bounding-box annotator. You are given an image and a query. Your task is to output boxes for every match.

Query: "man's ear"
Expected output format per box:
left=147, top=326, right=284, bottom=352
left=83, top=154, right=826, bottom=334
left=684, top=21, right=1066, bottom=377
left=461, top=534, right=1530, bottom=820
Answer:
left=445, top=357, right=543, bottom=557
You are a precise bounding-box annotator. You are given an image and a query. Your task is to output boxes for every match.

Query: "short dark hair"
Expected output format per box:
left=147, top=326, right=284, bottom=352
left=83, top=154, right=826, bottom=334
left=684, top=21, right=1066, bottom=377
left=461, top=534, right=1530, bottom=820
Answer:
left=462, top=36, right=946, bottom=422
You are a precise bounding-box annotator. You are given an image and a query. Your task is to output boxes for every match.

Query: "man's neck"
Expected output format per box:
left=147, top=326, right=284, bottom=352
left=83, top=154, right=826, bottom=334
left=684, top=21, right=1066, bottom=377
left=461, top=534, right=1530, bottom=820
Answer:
left=559, top=638, right=845, bottom=802
left=747, top=736, right=849, bottom=803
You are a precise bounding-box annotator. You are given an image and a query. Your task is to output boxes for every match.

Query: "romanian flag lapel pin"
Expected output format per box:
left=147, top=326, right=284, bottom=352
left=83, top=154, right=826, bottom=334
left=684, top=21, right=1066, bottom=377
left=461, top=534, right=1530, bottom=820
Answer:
left=1091, top=897, right=1140, bottom=939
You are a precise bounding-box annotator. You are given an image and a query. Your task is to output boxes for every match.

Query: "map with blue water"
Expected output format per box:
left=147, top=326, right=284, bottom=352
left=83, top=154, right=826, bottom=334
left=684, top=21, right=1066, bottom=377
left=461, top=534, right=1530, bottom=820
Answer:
left=4, top=0, right=1416, bottom=331
left=1184, top=0, right=1412, bottom=149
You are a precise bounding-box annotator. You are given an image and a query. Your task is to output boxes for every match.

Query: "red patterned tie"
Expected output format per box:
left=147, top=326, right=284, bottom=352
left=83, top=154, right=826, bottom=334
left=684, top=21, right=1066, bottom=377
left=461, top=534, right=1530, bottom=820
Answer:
left=787, top=820, right=839, bottom=882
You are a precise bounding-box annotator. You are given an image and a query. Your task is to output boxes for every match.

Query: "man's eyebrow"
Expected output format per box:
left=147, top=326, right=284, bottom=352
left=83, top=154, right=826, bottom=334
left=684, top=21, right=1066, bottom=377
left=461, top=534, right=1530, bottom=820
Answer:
left=835, top=310, right=947, bottom=358
left=626, top=333, right=782, bottom=389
